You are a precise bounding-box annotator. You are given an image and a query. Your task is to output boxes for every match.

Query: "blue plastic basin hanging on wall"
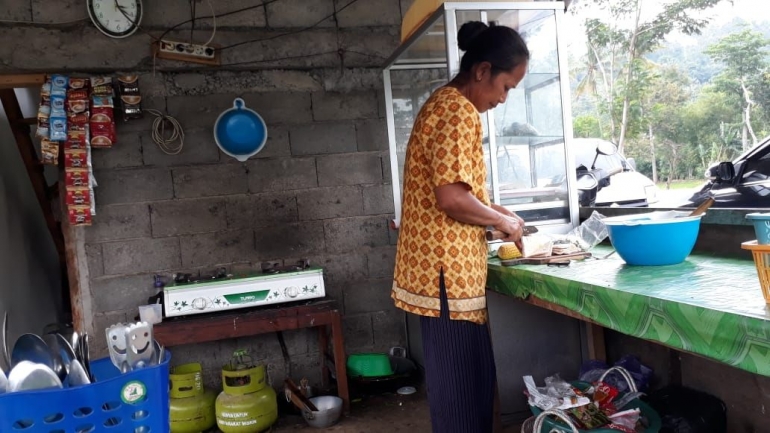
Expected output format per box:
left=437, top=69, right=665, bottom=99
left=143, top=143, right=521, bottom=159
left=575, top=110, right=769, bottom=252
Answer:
left=214, top=98, right=268, bottom=162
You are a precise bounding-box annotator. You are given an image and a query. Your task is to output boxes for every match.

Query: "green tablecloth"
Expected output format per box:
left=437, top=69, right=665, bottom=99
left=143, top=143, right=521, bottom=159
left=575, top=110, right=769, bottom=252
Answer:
left=486, top=247, right=770, bottom=377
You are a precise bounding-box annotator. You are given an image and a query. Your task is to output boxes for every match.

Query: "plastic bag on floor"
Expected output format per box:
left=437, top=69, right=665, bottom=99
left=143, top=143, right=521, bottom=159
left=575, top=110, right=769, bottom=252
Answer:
left=579, top=355, right=653, bottom=393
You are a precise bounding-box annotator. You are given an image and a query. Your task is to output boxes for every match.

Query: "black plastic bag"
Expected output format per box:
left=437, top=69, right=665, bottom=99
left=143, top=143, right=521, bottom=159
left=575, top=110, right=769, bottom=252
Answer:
left=644, top=385, right=727, bottom=433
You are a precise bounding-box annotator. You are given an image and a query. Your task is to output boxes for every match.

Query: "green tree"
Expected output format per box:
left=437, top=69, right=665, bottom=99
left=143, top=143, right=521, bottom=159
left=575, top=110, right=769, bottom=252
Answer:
left=705, top=27, right=770, bottom=150
left=573, top=0, right=728, bottom=154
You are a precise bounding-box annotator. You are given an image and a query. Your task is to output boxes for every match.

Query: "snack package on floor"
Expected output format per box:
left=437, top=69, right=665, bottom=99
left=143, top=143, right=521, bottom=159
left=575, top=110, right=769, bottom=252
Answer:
left=568, top=402, right=612, bottom=429
left=523, top=375, right=591, bottom=411
left=593, top=381, right=620, bottom=410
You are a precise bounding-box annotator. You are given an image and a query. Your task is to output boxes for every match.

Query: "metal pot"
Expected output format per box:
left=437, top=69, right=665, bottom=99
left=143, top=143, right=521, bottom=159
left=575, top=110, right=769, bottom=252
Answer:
left=302, top=396, right=343, bottom=429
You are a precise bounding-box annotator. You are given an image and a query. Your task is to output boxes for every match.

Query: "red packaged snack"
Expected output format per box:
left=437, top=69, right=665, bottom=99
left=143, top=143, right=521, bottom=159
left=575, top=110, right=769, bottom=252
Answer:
left=68, top=98, right=89, bottom=114
left=68, top=77, right=90, bottom=90
left=68, top=205, right=92, bottom=226
left=65, top=130, right=88, bottom=149
left=67, top=89, right=88, bottom=100
left=593, top=382, right=620, bottom=410
left=68, top=111, right=89, bottom=126
left=64, top=148, right=88, bottom=168
left=65, top=168, right=90, bottom=187
left=90, top=106, right=114, bottom=123
left=65, top=186, right=92, bottom=206
left=90, top=123, right=116, bottom=148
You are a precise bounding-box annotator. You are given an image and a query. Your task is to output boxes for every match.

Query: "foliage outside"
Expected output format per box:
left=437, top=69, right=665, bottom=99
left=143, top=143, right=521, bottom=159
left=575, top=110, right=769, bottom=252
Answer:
left=570, top=0, right=770, bottom=183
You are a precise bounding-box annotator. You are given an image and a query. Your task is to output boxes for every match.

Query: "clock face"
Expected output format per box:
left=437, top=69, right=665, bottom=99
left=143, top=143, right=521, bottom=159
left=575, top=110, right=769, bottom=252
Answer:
left=87, top=0, right=143, bottom=39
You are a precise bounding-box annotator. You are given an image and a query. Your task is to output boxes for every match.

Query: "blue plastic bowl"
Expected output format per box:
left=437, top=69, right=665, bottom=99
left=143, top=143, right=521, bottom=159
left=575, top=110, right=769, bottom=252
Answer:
left=746, top=213, right=770, bottom=245
left=604, top=212, right=703, bottom=266
left=214, top=98, right=268, bottom=162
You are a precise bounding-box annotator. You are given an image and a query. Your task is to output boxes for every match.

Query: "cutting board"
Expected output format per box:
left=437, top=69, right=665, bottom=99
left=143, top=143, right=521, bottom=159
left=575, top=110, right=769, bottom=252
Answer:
left=500, top=251, right=592, bottom=266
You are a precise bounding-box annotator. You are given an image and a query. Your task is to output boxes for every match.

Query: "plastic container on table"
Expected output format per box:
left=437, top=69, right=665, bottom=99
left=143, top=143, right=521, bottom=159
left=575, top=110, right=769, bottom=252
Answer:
left=746, top=213, right=770, bottom=245
left=741, top=240, right=770, bottom=304
left=0, top=351, right=171, bottom=433
left=603, top=211, right=703, bottom=266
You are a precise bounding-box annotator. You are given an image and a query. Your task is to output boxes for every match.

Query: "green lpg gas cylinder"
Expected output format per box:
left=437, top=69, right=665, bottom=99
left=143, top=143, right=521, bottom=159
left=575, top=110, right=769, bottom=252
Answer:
left=169, top=363, right=217, bottom=433
left=215, top=351, right=278, bottom=433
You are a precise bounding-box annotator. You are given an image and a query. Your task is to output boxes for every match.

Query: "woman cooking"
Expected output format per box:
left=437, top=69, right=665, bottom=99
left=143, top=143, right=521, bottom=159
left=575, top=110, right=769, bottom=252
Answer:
left=391, top=21, right=530, bottom=432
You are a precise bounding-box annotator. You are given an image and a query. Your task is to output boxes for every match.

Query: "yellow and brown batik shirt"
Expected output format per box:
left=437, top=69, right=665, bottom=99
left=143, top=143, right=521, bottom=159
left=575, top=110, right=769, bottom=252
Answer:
left=392, top=86, right=490, bottom=324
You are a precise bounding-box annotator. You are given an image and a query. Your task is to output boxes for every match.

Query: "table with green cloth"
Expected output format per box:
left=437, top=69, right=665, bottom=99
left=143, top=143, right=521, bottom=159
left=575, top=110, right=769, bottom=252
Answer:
left=486, top=246, right=770, bottom=377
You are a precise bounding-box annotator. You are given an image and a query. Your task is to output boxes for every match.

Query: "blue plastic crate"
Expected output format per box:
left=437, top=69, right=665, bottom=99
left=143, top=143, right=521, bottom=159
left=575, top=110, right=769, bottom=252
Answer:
left=0, top=351, right=171, bottom=433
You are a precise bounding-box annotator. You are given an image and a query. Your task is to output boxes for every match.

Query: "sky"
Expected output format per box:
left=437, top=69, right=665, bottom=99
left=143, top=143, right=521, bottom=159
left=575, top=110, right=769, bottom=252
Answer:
left=563, top=0, right=768, bottom=53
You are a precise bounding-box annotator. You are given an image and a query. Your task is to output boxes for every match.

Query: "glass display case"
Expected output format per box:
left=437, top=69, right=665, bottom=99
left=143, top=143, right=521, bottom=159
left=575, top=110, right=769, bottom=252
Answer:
left=383, top=1, right=578, bottom=233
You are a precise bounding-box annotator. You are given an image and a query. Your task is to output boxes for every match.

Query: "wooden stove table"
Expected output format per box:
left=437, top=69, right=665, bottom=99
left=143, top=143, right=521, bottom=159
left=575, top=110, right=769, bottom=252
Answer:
left=153, top=299, right=350, bottom=412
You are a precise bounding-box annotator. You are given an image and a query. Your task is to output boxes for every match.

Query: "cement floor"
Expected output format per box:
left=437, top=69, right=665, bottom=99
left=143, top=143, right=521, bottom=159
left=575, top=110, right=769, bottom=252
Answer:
left=270, top=391, right=524, bottom=432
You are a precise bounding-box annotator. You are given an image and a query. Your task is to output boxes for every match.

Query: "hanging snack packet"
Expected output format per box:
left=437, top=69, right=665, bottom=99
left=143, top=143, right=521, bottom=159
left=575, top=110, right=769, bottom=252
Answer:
left=40, top=140, right=59, bottom=165
left=68, top=206, right=92, bottom=226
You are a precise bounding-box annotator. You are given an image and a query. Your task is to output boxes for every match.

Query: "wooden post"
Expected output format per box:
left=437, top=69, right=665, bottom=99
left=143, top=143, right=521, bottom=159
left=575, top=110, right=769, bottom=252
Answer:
left=586, top=323, right=607, bottom=362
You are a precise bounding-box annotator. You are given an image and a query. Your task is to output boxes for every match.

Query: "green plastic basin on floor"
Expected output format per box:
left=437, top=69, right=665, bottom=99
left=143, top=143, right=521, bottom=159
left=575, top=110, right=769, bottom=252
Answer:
left=347, top=353, right=393, bottom=378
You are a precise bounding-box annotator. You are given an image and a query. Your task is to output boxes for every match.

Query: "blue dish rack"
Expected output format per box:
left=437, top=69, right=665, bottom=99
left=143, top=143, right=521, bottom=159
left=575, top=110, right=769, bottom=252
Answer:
left=0, top=351, right=171, bottom=433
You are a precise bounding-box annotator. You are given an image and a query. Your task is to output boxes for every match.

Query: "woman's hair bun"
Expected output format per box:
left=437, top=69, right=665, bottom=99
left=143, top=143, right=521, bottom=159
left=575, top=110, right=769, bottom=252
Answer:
left=457, top=21, right=488, bottom=51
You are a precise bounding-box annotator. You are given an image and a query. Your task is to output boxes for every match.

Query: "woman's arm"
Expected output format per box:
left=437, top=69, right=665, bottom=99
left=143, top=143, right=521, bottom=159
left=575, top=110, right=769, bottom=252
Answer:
left=435, top=183, right=522, bottom=243
left=490, top=203, right=524, bottom=224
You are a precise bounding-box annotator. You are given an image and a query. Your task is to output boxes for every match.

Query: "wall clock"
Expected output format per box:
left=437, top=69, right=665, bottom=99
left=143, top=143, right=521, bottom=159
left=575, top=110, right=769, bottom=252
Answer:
left=87, top=0, right=143, bottom=39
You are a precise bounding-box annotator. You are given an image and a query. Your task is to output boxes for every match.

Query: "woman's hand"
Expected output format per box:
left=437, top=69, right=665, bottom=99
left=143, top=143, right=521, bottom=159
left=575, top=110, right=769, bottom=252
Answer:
left=493, top=214, right=524, bottom=249
left=491, top=203, right=524, bottom=225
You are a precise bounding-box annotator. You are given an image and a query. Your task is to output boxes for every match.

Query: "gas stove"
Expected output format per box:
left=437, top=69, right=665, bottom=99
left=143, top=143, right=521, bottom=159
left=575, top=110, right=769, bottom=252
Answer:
left=163, top=260, right=325, bottom=317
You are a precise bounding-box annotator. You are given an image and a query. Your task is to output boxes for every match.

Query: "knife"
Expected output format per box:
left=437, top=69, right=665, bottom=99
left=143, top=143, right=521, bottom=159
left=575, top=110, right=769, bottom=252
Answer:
left=486, top=225, right=538, bottom=241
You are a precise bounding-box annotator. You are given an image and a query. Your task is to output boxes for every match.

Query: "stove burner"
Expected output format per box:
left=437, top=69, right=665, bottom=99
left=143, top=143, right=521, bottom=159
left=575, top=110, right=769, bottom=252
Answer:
left=261, top=259, right=310, bottom=274
left=174, top=267, right=229, bottom=285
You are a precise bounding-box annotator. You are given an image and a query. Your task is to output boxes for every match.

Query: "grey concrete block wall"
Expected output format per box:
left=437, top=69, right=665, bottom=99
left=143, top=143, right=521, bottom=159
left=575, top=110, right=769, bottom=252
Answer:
left=0, top=0, right=407, bottom=389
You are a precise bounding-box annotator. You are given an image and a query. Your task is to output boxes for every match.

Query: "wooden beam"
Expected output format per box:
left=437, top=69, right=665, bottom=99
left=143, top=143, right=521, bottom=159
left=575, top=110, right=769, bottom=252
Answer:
left=0, top=88, right=70, bottom=316
left=586, top=323, right=607, bottom=362
left=12, top=117, right=38, bottom=126
left=0, top=74, right=46, bottom=90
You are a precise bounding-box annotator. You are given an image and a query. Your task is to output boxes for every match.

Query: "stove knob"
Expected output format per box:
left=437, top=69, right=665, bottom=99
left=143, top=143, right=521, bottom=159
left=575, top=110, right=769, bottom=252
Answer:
left=285, top=286, right=299, bottom=298
left=192, top=297, right=207, bottom=310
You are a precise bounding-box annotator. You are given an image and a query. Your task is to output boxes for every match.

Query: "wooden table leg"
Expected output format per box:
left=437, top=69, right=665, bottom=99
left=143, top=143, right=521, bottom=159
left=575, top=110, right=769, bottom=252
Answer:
left=330, top=311, right=350, bottom=413
left=318, top=325, right=330, bottom=388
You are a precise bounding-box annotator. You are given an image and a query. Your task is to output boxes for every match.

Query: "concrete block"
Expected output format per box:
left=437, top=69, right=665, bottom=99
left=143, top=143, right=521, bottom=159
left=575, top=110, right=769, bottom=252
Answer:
left=377, top=89, right=387, bottom=118
left=85, top=203, right=152, bottom=243
left=102, top=237, right=181, bottom=275
left=225, top=192, right=298, bottom=230
left=388, top=223, right=399, bottom=246
left=334, top=0, right=401, bottom=27
left=90, top=310, right=131, bottom=357
left=91, top=134, right=143, bottom=169
left=150, top=198, right=227, bottom=237
left=169, top=340, right=226, bottom=373
left=382, top=153, right=393, bottom=184
left=356, top=119, right=389, bottom=152
left=94, top=168, right=174, bottom=205
left=166, top=70, right=322, bottom=96
left=324, top=216, right=389, bottom=253
left=342, top=314, right=374, bottom=349
left=238, top=328, right=311, bottom=358
left=214, top=29, right=339, bottom=70
left=180, top=229, right=254, bottom=268
left=31, top=0, right=87, bottom=24
left=311, top=91, right=379, bottom=121
left=254, top=221, right=325, bottom=260
left=372, top=308, right=407, bottom=351
left=1, top=0, right=31, bottom=21
left=166, top=93, right=240, bottom=131
left=320, top=68, right=383, bottom=92
left=296, top=186, right=363, bottom=221
left=241, top=92, right=312, bottom=124
left=0, top=26, right=148, bottom=71
left=250, top=125, right=290, bottom=159
left=143, top=0, right=266, bottom=29
left=142, top=128, right=221, bottom=166
left=362, top=184, right=395, bottom=215
left=343, top=278, right=393, bottom=315
left=91, top=273, right=162, bottom=313
left=339, top=27, right=400, bottom=68
left=247, top=157, right=317, bottom=192
left=317, top=153, right=382, bottom=187
left=86, top=243, right=104, bottom=280
left=316, top=252, right=368, bottom=288
left=366, top=246, right=396, bottom=278
left=172, top=164, right=249, bottom=198
left=266, top=0, right=335, bottom=28
left=114, top=97, right=166, bottom=134
left=289, top=123, right=357, bottom=156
